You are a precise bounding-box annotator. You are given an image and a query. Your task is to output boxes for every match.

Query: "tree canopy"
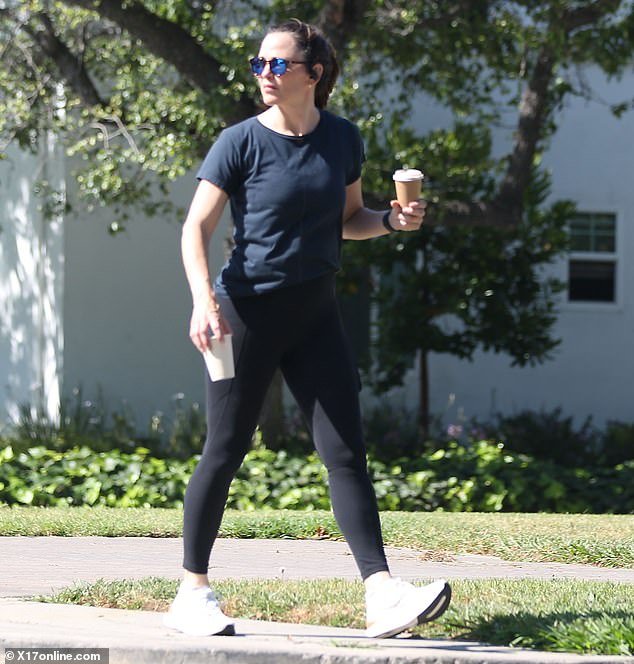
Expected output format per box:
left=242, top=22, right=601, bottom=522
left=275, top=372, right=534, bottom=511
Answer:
left=3, top=1, right=633, bottom=224
left=3, top=0, right=634, bottom=431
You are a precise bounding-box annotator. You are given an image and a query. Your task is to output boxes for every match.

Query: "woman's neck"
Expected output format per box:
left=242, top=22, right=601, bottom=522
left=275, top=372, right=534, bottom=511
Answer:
left=259, top=105, right=321, bottom=137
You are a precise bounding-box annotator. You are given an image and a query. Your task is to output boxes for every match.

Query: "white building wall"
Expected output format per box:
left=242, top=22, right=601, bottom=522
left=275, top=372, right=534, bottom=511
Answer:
left=61, top=176, right=230, bottom=428
left=0, top=137, right=64, bottom=426
left=427, top=66, right=634, bottom=428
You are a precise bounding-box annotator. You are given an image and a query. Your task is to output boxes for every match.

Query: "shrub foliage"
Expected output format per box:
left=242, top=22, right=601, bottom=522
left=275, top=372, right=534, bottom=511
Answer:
left=1, top=437, right=632, bottom=513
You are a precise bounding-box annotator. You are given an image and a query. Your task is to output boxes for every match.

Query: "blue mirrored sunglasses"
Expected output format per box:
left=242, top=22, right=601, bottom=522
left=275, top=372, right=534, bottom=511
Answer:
left=249, top=57, right=307, bottom=76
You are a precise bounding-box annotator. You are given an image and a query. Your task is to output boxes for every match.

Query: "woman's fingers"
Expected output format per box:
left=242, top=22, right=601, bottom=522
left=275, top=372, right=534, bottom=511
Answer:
left=189, top=305, right=232, bottom=352
left=391, top=199, right=426, bottom=231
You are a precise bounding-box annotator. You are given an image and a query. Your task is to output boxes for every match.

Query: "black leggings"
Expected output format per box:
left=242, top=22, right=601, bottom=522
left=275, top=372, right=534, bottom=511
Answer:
left=182, top=273, right=389, bottom=580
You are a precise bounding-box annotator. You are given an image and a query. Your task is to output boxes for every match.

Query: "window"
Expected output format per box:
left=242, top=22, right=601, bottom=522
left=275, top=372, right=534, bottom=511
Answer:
left=568, top=212, right=617, bottom=303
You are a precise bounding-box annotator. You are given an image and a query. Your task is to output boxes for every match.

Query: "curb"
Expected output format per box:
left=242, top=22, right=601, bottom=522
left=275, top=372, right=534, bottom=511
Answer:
left=1, top=599, right=633, bottom=664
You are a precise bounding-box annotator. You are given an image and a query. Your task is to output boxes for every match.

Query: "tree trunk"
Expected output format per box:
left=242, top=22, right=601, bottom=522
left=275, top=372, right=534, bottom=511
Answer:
left=419, top=350, right=430, bottom=439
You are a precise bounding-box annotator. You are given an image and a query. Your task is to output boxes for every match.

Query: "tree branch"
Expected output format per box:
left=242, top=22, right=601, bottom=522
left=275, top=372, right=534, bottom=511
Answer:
left=316, top=0, right=371, bottom=59
left=58, top=0, right=256, bottom=121
left=387, top=0, right=489, bottom=35
left=561, top=0, right=622, bottom=32
left=494, top=47, right=555, bottom=216
left=26, top=11, right=104, bottom=107
left=492, top=1, right=623, bottom=221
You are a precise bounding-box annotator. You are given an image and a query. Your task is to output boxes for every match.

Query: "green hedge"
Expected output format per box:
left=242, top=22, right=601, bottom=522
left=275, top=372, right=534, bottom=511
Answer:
left=1, top=440, right=633, bottom=512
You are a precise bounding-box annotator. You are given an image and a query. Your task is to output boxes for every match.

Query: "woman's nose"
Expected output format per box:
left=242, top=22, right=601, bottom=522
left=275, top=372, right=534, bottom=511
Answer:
left=259, top=62, right=274, bottom=77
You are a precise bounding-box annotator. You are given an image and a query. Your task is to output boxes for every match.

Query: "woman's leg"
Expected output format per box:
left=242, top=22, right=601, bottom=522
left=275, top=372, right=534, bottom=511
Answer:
left=182, top=295, right=280, bottom=574
left=280, top=296, right=389, bottom=580
left=166, top=293, right=286, bottom=637
left=280, top=293, right=452, bottom=639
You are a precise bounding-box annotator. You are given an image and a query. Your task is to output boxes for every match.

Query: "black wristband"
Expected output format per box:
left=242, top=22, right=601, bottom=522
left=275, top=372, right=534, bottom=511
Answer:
left=382, top=210, right=397, bottom=233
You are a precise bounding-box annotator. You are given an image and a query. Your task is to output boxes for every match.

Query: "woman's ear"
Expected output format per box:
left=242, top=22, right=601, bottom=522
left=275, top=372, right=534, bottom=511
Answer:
left=310, top=63, right=324, bottom=83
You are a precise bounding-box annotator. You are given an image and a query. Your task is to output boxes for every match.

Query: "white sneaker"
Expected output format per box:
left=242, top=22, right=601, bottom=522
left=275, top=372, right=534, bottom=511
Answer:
left=163, top=584, right=235, bottom=636
left=365, top=578, right=451, bottom=638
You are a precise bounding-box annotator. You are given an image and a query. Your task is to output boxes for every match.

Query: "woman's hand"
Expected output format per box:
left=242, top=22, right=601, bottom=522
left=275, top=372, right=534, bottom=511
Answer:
left=342, top=179, right=427, bottom=240
left=189, top=297, right=232, bottom=352
left=387, top=199, right=426, bottom=231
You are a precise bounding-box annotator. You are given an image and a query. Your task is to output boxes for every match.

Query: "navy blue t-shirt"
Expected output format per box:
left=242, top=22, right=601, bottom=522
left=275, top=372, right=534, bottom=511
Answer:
left=196, top=110, right=364, bottom=296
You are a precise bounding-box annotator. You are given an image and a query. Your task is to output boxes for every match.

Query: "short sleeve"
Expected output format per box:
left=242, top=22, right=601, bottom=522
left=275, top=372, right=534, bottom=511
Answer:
left=345, top=122, right=366, bottom=185
left=196, top=127, right=244, bottom=196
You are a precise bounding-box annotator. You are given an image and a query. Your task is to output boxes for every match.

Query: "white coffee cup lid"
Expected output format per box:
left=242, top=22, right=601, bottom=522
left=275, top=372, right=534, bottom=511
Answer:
left=393, top=168, right=424, bottom=182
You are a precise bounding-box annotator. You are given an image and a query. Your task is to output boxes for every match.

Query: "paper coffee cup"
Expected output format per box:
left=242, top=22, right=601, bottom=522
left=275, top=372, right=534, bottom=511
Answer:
left=393, top=168, right=424, bottom=207
left=203, top=334, right=235, bottom=381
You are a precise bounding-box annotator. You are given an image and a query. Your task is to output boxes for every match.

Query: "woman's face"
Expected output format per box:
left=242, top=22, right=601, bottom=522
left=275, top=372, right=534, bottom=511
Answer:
left=255, top=31, right=314, bottom=108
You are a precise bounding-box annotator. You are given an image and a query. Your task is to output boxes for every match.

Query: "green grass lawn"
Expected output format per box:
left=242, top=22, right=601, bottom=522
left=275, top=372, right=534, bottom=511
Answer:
left=39, top=576, right=634, bottom=656
left=4, top=506, right=633, bottom=655
left=2, top=506, right=633, bottom=567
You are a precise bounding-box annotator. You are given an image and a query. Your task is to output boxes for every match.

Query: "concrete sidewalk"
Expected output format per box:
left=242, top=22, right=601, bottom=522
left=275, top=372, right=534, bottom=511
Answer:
left=2, top=536, right=634, bottom=598
left=1, top=537, right=633, bottom=664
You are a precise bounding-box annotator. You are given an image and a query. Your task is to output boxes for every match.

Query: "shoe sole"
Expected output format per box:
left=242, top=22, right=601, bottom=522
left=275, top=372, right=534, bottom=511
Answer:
left=366, top=580, right=452, bottom=639
left=417, top=582, right=451, bottom=624
left=163, top=613, right=236, bottom=637
left=214, top=623, right=236, bottom=636
left=367, top=617, right=418, bottom=639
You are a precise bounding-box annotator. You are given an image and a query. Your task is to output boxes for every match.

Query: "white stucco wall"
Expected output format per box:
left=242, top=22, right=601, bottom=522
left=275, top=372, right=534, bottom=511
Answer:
left=0, top=137, right=64, bottom=426
left=426, top=66, right=634, bottom=428
left=61, top=176, right=230, bottom=429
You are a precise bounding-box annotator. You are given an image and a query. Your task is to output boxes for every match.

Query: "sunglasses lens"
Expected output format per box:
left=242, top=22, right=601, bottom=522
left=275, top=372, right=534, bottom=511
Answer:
left=270, top=58, right=287, bottom=75
left=250, top=57, right=265, bottom=75
left=250, top=57, right=291, bottom=76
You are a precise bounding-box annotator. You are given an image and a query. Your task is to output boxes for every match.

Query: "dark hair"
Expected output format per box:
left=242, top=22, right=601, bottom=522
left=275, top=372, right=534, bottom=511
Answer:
left=266, top=19, right=339, bottom=109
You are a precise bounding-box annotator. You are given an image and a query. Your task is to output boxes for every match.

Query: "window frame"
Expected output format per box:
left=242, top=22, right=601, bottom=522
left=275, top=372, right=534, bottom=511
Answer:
left=565, top=210, right=622, bottom=311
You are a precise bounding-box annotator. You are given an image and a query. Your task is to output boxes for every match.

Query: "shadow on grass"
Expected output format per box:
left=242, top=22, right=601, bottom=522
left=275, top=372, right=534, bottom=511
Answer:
left=448, top=609, right=634, bottom=656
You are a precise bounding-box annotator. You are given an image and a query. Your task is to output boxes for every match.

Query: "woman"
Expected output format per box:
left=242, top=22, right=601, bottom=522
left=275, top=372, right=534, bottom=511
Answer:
left=164, top=18, right=451, bottom=639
